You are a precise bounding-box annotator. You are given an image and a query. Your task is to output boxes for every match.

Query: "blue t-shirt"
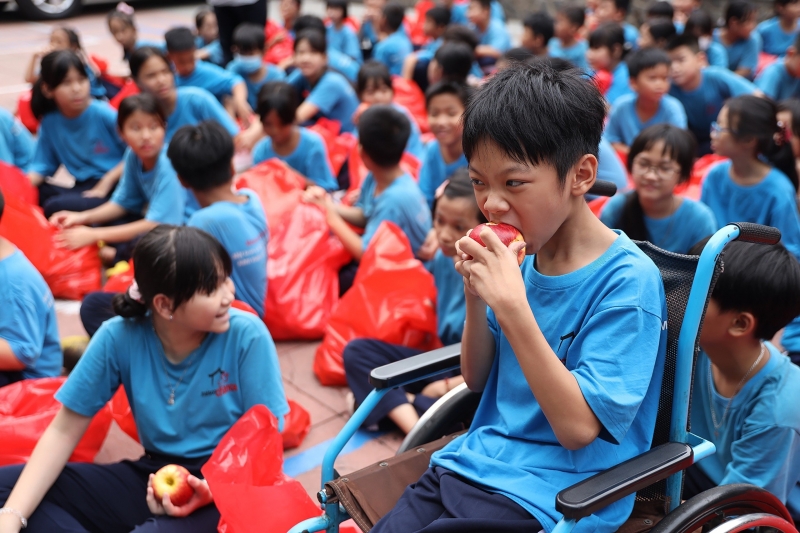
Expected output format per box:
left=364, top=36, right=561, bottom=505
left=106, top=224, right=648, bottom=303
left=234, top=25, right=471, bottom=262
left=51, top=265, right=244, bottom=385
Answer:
left=692, top=345, right=800, bottom=518
left=418, top=139, right=468, bottom=208
left=604, top=93, right=688, bottom=146
left=187, top=190, right=268, bottom=318
left=166, top=87, right=240, bottom=142
left=196, top=37, right=225, bottom=66
left=432, top=232, right=667, bottom=533
left=393, top=103, right=425, bottom=161
left=755, top=59, right=800, bottom=101
left=623, top=22, right=640, bottom=50
left=175, top=61, right=244, bottom=103
left=427, top=250, right=466, bottom=346
left=605, top=62, right=633, bottom=106
left=596, top=139, right=630, bottom=194
left=706, top=41, right=729, bottom=68
left=756, top=17, right=798, bottom=57
left=600, top=193, right=717, bottom=253
left=124, top=39, right=165, bottom=62
left=451, top=0, right=505, bottom=24
left=0, top=108, right=35, bottom=172
left=373, top=29, right=414, bottom=76
left=226, top=60, right=287, bottom=109
left=356, top=173, right=432, bottom=255
left=110, top=147, right=187, bottom=225
left=327, top=23, right=363, bottom=63
left=327, top=48, right=361, bottom=83
left=0, top=250, right=62, bottom=380
left=55, top=310, right=288, bottom=458
left=358, top=20, right=379, bottom=50
left=668, top=67, right=756, bottom=147
left=30, top=100, right=126, bottom=182
left=474, top=18, right=512, bottom=53
left=86, top=66, right=106, bottom=99
left=287, top=69, right=360, bottom=133
left=714, top=30, right=760, bottom=75
left=548, top=40, right=589, bottom=70
left=251, top=128, right=338, bottom=191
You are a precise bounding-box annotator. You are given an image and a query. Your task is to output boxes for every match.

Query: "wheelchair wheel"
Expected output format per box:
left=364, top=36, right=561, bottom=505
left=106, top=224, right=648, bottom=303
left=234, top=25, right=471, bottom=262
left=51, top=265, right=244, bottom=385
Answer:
left=650, top=484, right=797, bottom=533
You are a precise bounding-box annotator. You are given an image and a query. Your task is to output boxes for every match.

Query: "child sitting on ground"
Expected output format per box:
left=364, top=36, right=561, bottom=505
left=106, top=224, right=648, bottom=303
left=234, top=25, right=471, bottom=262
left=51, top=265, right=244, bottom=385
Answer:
left=326, top=0, right=362, bottom=63
left=0, top=189, right=62, bottom=388
left=344, top=169, right=481, bottom=433
left=373, top=3, right=413, bottom=76
left=294, top=14, right=361, bottom=82
left=371, top=60, right=668, bottom=533
left=0, top=108, right=35, bottom=172
left=601, top=124, right=716, bottom=253
left=468, top=0, right=512, bottom=70
left=549, top=6, right=588, bottom=69
left=587, top=22, right=632, bottom=105
left=252, top=81, right=338, bottom=191
left=604, top=48, right=687, bottom=152
left=594, top=0, right=640, bottom=49
left=684, top=238, right=800, bottom=521
left=714, top=0, right=760, bottom=79
left=427, top=41, right=476, bottom=86
left=684, top=10, right=729, bottom=68
left=401, top=6, right=451, bottom=88
left=756, top=0, right=800, bottom=58
left=522, top=12, right=554, bottom=58
left=755, top=33, right=800, bottom=100
left=24, top=27, right=105, bottom=99
left=226, top=23, right=287, bottom=111
left=194, top=7, right=224, bottom=66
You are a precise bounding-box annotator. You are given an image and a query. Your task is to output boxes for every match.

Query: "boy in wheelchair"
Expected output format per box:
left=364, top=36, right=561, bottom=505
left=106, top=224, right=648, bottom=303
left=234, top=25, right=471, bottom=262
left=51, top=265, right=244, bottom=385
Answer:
left=371, top=62, right=669, bottom=532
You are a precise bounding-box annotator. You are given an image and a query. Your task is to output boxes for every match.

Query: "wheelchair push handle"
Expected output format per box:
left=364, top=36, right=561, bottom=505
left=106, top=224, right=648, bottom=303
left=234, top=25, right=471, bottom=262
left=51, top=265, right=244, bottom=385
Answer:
left=731, top=222, right=782, bottom=246
left=587, top=179, right=617, bottom=198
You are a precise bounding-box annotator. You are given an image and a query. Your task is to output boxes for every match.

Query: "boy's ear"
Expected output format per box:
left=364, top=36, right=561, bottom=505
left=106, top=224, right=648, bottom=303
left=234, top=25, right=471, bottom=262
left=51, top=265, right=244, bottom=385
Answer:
left=728, top=311, right=757, bottom=339
left=570, top=154, right=598, bottom=196
left=151, top=294, right=174, bottom=321
left=176, top=174, right=189, bottom=189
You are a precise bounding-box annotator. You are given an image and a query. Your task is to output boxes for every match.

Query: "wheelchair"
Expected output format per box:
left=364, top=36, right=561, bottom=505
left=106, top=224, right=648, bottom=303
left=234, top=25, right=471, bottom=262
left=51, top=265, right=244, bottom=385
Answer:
left=289, top=194, right=797, bottom=533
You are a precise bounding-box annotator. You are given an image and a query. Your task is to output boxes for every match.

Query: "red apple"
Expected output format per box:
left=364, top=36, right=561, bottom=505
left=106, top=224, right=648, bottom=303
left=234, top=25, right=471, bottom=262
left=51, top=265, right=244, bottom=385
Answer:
left=467, top=222, right=525, bottom=265
left=152, top=464, right=194, bottom=507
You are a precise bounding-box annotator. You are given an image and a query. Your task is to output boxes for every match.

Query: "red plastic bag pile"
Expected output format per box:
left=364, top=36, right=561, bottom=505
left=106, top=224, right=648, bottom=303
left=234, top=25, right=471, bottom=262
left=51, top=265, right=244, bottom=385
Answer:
left=264, top=19, right=295, bottom=66
left=392, top=76, right=430, bottom=133
left=308, top=118, right=358, bottom=177
left=314, top=222, right=441, bottom=386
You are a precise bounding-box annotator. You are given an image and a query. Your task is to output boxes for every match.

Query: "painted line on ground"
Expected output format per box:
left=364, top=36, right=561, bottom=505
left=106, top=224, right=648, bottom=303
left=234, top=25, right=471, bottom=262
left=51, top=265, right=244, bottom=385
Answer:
left=283, top=429, right=382, bottom=478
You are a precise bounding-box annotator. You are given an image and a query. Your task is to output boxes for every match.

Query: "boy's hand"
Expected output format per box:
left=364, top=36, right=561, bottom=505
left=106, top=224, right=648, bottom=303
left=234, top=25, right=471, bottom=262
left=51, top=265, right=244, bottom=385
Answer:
left=146, top=474, right=213, bottom=518
left=455, top=229, right=527, bottom=313
left=417, top=228, right=439, bottom=262
left=303, top=185, right=329, bottom=206
left=55, top=226, right=97, bottom=250
left=50, top=211, right=86, bottom=229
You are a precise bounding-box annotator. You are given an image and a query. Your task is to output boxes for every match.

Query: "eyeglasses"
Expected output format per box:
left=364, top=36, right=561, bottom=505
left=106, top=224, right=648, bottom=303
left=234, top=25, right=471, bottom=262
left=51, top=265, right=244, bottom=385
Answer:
left=710, top=121, right=731, bottom=136
left=631, top=158, right=680, bottom=180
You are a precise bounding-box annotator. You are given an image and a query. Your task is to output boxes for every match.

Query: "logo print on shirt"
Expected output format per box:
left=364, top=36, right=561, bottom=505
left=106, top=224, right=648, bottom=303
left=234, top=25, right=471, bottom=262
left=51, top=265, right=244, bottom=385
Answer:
left=93, top=139, right=109, bottom=155
left=202, top=367, right=238, bottom=397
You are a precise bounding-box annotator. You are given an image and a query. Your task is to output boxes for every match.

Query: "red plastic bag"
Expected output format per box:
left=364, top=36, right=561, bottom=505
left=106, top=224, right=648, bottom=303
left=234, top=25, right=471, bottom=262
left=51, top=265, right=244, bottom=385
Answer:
left=0, top=162, right=38, bottom=205
left=108, top=385, right=139, bottom=443
left=281, top=400, right=311, bottom=450
left=0, top=185, right=101, bottom=300
left=16, top=90, right=39, bottom=135
left=314, top=222, right=441, bottom=386
left=408, top=0, right=434, bottom=47
left=392, top=76, right=430, bottom=133
left=110, top=80, right=140, bottom=110
left=202, top=405, right=322, bottom=533
left=264, top=19, right=295, bottom=66
left=308, top=118, right=355, bottom=176
left=593, top=69, right=612, bottom=96
left=675, top=154, right=726, bottom=201
left=234, top=159, right=307, bottom=231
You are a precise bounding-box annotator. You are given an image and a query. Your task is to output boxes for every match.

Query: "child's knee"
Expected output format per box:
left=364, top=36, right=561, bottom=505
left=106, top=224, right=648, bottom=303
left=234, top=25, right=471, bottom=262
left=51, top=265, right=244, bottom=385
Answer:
left=343, top=338, right=378, bottom=372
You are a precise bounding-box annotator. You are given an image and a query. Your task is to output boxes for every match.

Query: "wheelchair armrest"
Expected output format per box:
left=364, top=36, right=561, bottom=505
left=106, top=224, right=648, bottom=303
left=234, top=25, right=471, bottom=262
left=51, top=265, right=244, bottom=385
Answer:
left=369, top=343, right=461, bottom=390
left=556, top=442, right=694, bottom=520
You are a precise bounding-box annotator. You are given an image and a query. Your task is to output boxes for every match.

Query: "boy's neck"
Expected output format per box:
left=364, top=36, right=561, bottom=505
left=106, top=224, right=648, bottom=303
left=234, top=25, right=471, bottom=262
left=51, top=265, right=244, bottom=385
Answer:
left=440, top=136, right=464, bottom=164
left=635, top=94, right=660, bottom=120
left=249, top=64, right=267, bottom=81
left=679, top=69, right=702, bottom=91
left=0, top=237, right=14, bottom=261
left=560, top=34, right=577, bottom=47
left=192, top=182, right=246, bottom=208
left=704, top=337, right=769, bottom=398
left=371, top=165, right=405, bottom=192
left=272, top=126, right=301, bottom=155
left=159, top=91, right=178, bottom=118
left=780, top=14, right=797, bottom=31
left=475, top=19, right=489, bottom=32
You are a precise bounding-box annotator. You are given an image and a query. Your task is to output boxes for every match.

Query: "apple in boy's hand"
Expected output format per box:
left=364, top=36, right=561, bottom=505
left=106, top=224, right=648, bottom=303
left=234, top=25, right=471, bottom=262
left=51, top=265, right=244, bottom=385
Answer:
left=151, top=465, right=194, bottom=507
left=467, top=222, right=525, bottom=265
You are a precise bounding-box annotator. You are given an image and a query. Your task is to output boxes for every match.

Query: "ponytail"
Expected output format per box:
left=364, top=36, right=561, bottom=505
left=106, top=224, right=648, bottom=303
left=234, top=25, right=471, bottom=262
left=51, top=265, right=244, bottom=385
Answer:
left=112, top=291, right=148, bottom=318
left=618, top=191, right=650, bottom=241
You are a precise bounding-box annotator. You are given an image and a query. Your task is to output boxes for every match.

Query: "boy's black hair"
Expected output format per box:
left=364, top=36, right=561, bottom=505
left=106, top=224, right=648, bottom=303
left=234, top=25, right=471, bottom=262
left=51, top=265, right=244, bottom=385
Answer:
left=588, top=22, right=627, bottom=55
left=684, top=9, right=715, bottom=36
left=725, top=0, right=756, bottom=26
left=294, top=14, right=327, bottom=35
left=523, top=12, right=555, bottom=43
left=433, top=41, right=474, bottom=83
left=666, top=33, right=701, bottom=53
left=425, top=79, right=473, bottom=109
left=0, top=188, right=4, bottom=223
left=433, top=167, right=488, bottom=223
left=113, top=225, right=233, bottom=317
left=647, top=1, right=674, bottom=20
left=232, top=22, right=266, bottom=53
left=627, top=47, right=671, bottom=78
left=559, top=5, right=586, bottom=28
left=426, top=5, right=451, bottom=27
left=256, top=81, right=299, bottom=125
left=647, top=19, right=677, bottom=45
left=167, top=121, right=235, bottom=192
left=472, top=0, right=492, bottom=9
left=294, top=28, right=328, bottom=53
left=327, top=0, right=348, bottom=19
left=356, top=60, right=392, bottom=97
left=608, top=0, right=631, bottom=15
left=129, top=46, right=170, bottom=80
left=195, top=7, right=213, bottom=30
left=462, top=62, right=606, bottom=187
left=776, top=0, right=800, bottom=6
left=531, top=55, right=577, bottom=71
left=442, top=24, right=480, bottom=50
left=31, top=50, right=88, bottom=119
left=382, top=3, right=406, bottom=33
left=502, top=47, right=535, bottom=64
left=117, top=93, right=166, bottom=130
left=779, top=97, right=800, bottom=140
left=164, top=26, right=196, bottom=52
left=688, top=239, right=800, bottom=339
left=358, top=105, right=411, bottom=167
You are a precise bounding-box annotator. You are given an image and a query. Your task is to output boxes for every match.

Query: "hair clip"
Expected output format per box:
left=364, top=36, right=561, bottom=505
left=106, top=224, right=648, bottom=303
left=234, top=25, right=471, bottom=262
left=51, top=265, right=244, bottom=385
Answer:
left=434, top=179, right=450, bottom=200
left=128, top=280, right=144, bottom=303
left=116, top=2, right=134, bottom=15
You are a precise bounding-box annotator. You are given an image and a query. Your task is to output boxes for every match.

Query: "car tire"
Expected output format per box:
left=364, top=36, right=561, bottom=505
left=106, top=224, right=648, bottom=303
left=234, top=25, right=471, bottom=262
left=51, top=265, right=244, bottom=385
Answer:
left=15, top=0, right=82, bottom=20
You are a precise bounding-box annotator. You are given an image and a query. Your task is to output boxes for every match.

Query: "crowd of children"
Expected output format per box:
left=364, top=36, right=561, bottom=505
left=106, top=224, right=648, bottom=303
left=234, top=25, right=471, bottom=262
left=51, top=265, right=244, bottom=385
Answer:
left=2, top=0, right=800, bottom=530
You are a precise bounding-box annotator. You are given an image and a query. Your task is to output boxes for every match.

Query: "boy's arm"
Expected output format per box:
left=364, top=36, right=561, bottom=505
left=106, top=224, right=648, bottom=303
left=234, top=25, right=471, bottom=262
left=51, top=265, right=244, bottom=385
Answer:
left=231, top=80, right=254, bottom=126
left=0, top=339, right=25, bottom=371
left=55, top=219, right=158, bottom=250
left=83, top=160, right=125, bottom=199
left=458, top=291, right=496, bottom=392
left=50, top=201, right=128, bottom=229
left=475, top=45, right=503, bottom=59
left=325, top=203, right=364, bottom=260
left=335, top=203, right=367, bottom=227
left=401, top=53, right=419, bottom=79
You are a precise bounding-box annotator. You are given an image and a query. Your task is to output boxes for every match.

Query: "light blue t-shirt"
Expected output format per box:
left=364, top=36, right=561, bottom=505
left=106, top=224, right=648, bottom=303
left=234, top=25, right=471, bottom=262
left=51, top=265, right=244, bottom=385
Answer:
left=755, top=17, right=798, bottom=57
left=0, top=250, right=62, bottom=380
left=755, top=59, right=800, bottom=100
left=428, top=250, right=466, bottom=346
left=713, top=30, right=761, bottom=75
left=166, top=86, right=240, bottom=142
left=600, top=193, right=717, bottom=253
left=328, top=48, right=361, bottom=83
left=30, top=100, right=126, bottom=182
left=474, top=18, right=512, bottom=53
left=327, top=23, right=363, bottom=63
left=356, top=173, right=432, bottom=255
left=393, top=103, right=425, bottom=161
left=187, top=190, right=268, bottom=318
left=432, top=232, right=667, bottom=533
left=692, top=345, right=800, bottom=518
left=668, top=66, right=756, bottom=147
left=175, top=60, right=244, bottom=103
left=605, top=93, right=688, bottom=146
left=596, top=139, right=630, bottom=194
left=287, top=69, right=360, bottom=133
left=55, top=310, right=288, bottom=458
left=706, top=41, right=729, bottom=68
left=418, top=139, right=468, bottom=208
left=86, top=66, right=106, bottom=99
left=373, top=29, right=414, bottom=76
left=110, top=147, right=186, bottom=225
left=548, top=39, right=589, bottom=70
left=226, top=59, right=287, bottom=109
left=450, top=0, right=505, bottom=24
left=251, top=128, right=338, bottom=191
left=605, top=61, right=633, bottom=106
left=623, top=22, right=640, bottom=50
left=417, top=38, right=444, bottom=63
left=0, top=108, right=35, bottom=172
left=196, top=37, right=225, bottom=66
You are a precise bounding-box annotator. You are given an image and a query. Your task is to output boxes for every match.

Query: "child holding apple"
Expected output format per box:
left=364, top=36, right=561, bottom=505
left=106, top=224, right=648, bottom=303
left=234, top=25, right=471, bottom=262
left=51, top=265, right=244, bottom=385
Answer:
left=0, top=225, right=288, bottom=533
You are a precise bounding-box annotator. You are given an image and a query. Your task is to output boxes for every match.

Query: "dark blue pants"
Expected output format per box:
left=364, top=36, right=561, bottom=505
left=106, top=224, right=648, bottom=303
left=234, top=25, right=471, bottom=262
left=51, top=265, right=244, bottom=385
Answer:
left=39, top=179, right=109, bottom=220
left=789, top=352, right=800, bottom=366
left=80, top=291, right=118, bottom=337
left=372, top=466, right=542, bottom=532
left=0, top=371, right=23, bottom=388
left=0, top=452, right=219, bottom=533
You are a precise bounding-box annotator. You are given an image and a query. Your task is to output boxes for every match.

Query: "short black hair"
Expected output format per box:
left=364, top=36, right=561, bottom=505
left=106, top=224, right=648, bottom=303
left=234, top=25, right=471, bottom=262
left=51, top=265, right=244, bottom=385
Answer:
left=195, top=7, right=213, bottom=30
left=425, top=80, right=472, bottom=109
left=232, top=22, right=266, bottom=53
left=358, top=105, right=411, bottom=167
left=294, top=28, right=327, bottom=53
left=294, top=14, right=327, bottom=35
left=327, top=0, right=348, bottom=19
left=689, top=239, right=800, bottom=339
left=609, top=0, right=631, bottom=14
left=472, top=0, right=493, bottom=9
left=117, top=93, right=166, bottom=130
left=502, top=47, right=535, bottom=64
left=357, top=60, right=392, bottom=97
left=442, top=24, right=480, bottom=50
left=725, top=0, right=756, bottom=26
left=627, top=47, right=671, bottom=78
left=647, top=19, right=677, bottom=45
left=647, top=1, right=674, bottom=19
left=684, top=9, right=714, bottom=36
left=523, top=12, right=555, bottom=43
left=164, top=26, right=196, bottom=52
left=257, top=81, right=299, bottom=124
left=426, top=5, right=451, bottom=27
left=531, top=55, right=577, bottom=71
left=462, top=62, right=606, bottom=187
left=666, top=32, right=700, bottom=53
left=558, top=5, right=586, bottom=27
left=588, top=22, right=626, bottom=51
left=167, top=121, right=235, bottom=191
left=434, top=41, right=474, bottom=82
left=382, top=3, right=406, bottom=33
